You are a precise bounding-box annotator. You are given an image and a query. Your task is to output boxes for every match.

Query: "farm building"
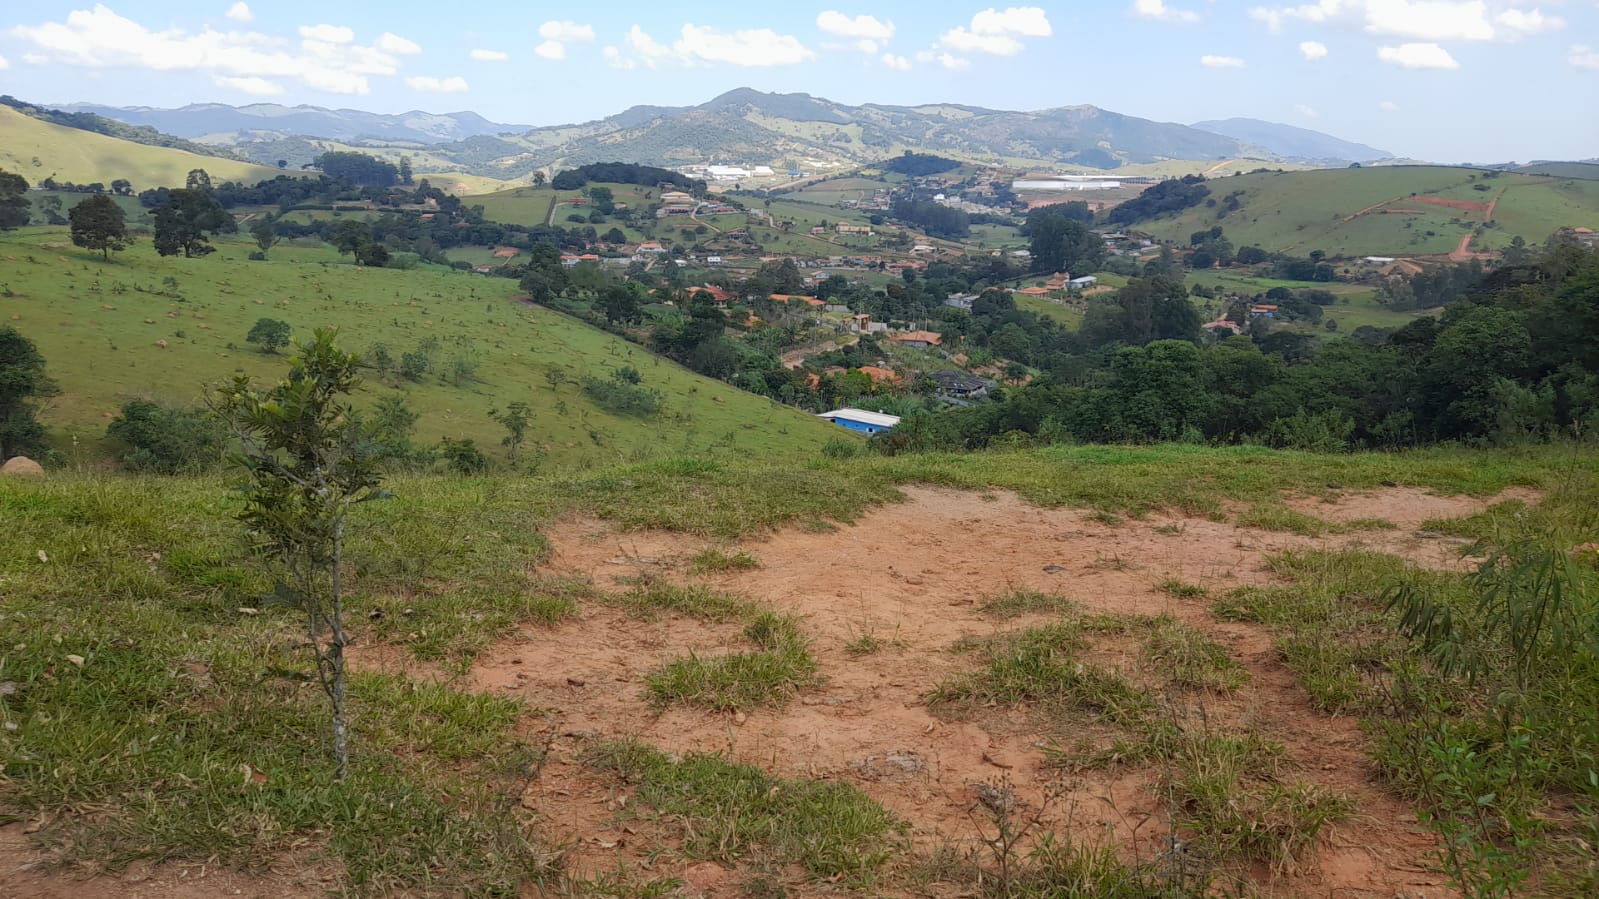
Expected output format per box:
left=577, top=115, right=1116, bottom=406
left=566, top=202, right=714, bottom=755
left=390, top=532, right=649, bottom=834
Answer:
left=893, top=331, right=944, bottom=348
left=944, top=292, right=978, bottom=310
left=1249, top=304, right=1279, bottom=318
left=1068, top=276, right=1098, bottom=289
left=1204, top=318, right=1244, bottom=335
left=1014, top=286, right=1053, bottom=298
left=818, top=408, right=900, bottom=435
left=835, top=223, right=873, bottom=235
left=929, top=371, right=994, bottom=399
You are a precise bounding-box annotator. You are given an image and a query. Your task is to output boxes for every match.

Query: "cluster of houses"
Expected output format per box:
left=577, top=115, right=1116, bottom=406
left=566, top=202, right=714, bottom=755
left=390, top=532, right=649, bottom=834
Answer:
left=656, top=191, right=741, bottom=218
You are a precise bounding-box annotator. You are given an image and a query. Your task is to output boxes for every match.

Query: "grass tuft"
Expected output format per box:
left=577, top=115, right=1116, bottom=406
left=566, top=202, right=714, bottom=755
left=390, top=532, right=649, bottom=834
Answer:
left=687, top=547, right=761, bottom=574
left=581, top=738, right=900, bottom=882
left=647, top=612, right=817, bottom=710
left=606, top=579, right=754, bottom=621
left=978, top=588, right=1077, bottom=619
left=930, top=624, right=1154, bottom=726
left=1141, top=616, right=1249, bottom=694
left=1156, top=579, right=1209, bottom=599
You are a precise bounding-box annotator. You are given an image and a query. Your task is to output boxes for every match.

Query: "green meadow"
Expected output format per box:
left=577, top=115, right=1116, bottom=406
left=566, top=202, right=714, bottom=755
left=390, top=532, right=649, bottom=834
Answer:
left=0, top=227, right=840, bottom=466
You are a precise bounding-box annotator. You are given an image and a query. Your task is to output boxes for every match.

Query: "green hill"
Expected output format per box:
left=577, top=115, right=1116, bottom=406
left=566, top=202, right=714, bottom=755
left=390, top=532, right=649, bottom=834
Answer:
left=1516, top=161, right=1599, bottom=181
left=0, top=228, right=839, bottom=466
left=1128, top=165, right=1599, bottom=257
left=0, top=106, right=283, bottom=191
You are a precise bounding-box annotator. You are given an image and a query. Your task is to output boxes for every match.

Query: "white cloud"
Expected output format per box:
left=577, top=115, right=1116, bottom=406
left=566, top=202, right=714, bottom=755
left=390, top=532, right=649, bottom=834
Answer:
left=939, top=27, right=1023, bottom=55
left=22, top=53, right=48, bottom=65
left=971, top=7, right=1053, bottom=36
left=1378, top=41, right=1460, bottom=67
left=538, top=20, right=595, bottom=42
left=1251, top=0, right=1561, bottom=41
left=214, top=74, right=282, bottom=95
left=816, top=11, right=895, bottom=40
left=931, top=7, right=1050, bottom=60
left=675, top=24, right=815, bottom=66
left=1495, top=8, right=1563, bottom=37
left=404, top=74, right=468, bottom=92
left=1295, top=103, right=1319, bottom=117
left=604, top=23, right=813, bottom=68
left=1133, top=0, right=1201, bottom=24
left=298, top=23, right=354, bottom=44
left=1300, top=39, right=1329, bottom=59
left=1571, top=44, right=1599, bottom=70
left=0, top=54, right=8, bottom=71
left=854, top=39, right=879, bottom=54
left=1201, top=54, right=1246, bottom=67
left=375, top=32, right=420, bottom=55
left=881, top=51, right=911, bottom=70
left=470, top=48, right=508, bottom=61
left=533, top=19, right=595, bottom=62
left=1380, top=99, right=1401, bottom=110
left=12, top=6, right=414, bottom=95
left=224, top=2, right=252, bottom=23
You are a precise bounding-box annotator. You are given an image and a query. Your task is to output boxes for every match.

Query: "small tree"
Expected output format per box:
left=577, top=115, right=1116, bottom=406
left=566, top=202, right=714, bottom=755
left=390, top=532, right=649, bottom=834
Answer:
left=0, top=170, right=32, bottom=231
left=247, top=317, right=292, bottom=353
left=332, top=219, right=370, bottom=256
left=214, top=330, right=387, bottom=779
left=490, top=401, right=533, bottom=464
left=0, top=326, right=58, bottom=460
left=250, top=216, right=280, bottom=256
left=153, top=189, right=228, bottom=257
left=398, top=351, right=430, bottom=382
left=69, top=194, right=131, bottom=260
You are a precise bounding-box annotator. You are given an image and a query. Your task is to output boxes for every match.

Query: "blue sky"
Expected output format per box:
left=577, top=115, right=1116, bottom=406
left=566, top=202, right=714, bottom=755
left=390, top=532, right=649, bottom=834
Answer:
left=0, top=2, right=1594, bottom=162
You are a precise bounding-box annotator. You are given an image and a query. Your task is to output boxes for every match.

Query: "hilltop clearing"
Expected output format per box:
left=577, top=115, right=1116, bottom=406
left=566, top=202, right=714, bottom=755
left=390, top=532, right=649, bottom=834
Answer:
left=1, top=443, right=1595, bottom=896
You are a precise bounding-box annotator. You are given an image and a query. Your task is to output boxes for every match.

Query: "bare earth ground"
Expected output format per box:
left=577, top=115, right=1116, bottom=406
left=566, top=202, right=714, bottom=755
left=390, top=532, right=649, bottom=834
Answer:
left=472, top=485, right=1534, bottom=897
left=5, top=485, right=1533, bottom=897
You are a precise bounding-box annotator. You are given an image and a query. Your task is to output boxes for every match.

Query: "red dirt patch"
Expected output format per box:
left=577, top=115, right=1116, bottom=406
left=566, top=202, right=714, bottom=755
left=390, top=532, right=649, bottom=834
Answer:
left=477, top=487, right=1483, bottom=895
left=1288, top=485, right=1539, bottom=532
left=1411, top=196, right=1490, bottom=214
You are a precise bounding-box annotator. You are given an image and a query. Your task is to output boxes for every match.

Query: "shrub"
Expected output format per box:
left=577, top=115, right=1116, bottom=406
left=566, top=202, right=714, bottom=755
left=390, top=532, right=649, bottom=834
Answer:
left=105, top=400, right=225, bottom=473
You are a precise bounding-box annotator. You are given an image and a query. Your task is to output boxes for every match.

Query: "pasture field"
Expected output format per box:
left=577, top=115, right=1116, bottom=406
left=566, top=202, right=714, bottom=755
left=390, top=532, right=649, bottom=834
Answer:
left=1134, top=165, right=1599, bottom=258
left=0, top=105, right=284, bottom=192
left=2, top=442, right=1596, bottom=896
left=0, top=227, right=839, bottom=467
left=1014, top=294, right=1084, bottom=329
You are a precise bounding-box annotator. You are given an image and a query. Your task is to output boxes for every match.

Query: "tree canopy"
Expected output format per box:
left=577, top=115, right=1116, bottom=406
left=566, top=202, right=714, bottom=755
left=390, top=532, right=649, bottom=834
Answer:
left=69, top=194, right=130, bottom=259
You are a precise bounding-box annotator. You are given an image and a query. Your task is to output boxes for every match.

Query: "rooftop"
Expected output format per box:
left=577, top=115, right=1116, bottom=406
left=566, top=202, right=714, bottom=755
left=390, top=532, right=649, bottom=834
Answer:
left=818, top=408, right=901, bottom=428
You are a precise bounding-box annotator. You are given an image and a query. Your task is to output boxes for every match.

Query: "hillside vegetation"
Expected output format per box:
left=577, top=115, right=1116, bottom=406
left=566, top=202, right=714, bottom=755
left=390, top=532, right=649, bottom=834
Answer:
left=0, top=106, right=283, bottom=192
left=0, top=228, right=837, bottom=465
left=1131, top=165, right=1599, bottom=257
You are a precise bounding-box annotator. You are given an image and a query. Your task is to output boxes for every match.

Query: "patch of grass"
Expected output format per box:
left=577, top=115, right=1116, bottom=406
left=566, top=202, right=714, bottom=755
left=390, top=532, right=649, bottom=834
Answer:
left=1235, top=503, right=1332, bottom=536
left=1156, top=579, right=1208, bottom=599
left=845, top=632, right=888, bottom=656
left=978, top=588, right=1077, bottom=619
left=647, top=612, right=818, bottom=710
left=688, top=547, right=761, bottom=574
left=580, top=738, right=901, bottom=882
left=1343, top=517, right=1398, bottom=531
left=929, top=624, right=1155, bottom=726
left=370, top=574, right=590, bottom=665
left=1141, top=616, right=1249, bottom=694
left=607, top=579, right=754, bottom=621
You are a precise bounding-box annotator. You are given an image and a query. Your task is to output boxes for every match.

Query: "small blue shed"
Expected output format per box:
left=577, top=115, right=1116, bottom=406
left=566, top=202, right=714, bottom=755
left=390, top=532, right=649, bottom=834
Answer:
left=818, top=408, right=901, bottom=435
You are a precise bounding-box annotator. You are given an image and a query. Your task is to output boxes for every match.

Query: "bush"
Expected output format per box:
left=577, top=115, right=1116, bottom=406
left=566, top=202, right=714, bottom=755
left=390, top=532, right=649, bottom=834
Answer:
left=582, top=370, right=662, bottom=417
left=247, top=250, right=267, bottom=261
left=105, top=400, right=225, bottom=473
left=438, top=437, right=488, bottom=474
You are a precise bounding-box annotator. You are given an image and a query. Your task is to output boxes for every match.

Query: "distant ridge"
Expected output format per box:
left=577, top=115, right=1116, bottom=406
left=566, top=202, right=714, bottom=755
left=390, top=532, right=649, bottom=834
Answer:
left=1191, top=117, right=1390, bottom=163
left=55, top=102, right=531, bottom=145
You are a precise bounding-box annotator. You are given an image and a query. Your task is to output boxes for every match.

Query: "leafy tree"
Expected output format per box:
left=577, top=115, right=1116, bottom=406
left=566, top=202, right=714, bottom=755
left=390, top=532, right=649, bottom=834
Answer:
left=247, top=317, right=292, bottom=353
left=185, top=168, right=213, bottom=191
left=397, top=155, right=413, bottom=186
left=332, top=219, right=371, bottom=256
left=354, top=243, right=389, bottom=267
left=0, top=170, right=31, bottom=230
left=366, top=395, right=420, bottom=461
left=315, top=151, right=398, bottom=187
left=110, top=179, right=133, bottom=196
left=36, top=196, right=66, bottom=226
left=490, top=401, right=533, bottom=463
left=152, top=189, right=229, bottom=257
left=1027, top=210, right=1104, bottom=275
left=68, top=194, right=130, bottom=259
left=105, top=400, right=224, bottom=473
left=214, top=329, right=389, bottom=780
left=439, top=437, right=489, bottom=474
left=399, top=351, right=430, bottom=382
left=0, top=326, right=57, bottom=460
left=531, top=171, right=547, bottom=188
left=250, top=216, right=279, bottom=255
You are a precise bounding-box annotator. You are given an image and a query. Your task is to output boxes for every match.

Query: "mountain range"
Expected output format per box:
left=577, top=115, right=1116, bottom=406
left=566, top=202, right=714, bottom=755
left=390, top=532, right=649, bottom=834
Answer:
left=69, top=90, right=1398, bottom=179
left=56, top=102, right=528, bottom=145
left=1190, top=118, right=1391, bottom=164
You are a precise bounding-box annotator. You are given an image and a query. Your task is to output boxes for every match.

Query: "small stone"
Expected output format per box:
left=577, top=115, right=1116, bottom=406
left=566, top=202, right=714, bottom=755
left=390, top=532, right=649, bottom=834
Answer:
left=564, top=729, right=597, bottom=739
left=733, top=711, right=748, bottom=725
left=1381, top=480, right=1398, bottom=488
left=566, top=677, right=586, bottom=687
left=510, top=658, right=523, bottom=665
left=1042, top=565, right=1066, bottom=573
left=1326, top=482, right=1342, bottom=490
left=905, top=576, right=924, bottom=585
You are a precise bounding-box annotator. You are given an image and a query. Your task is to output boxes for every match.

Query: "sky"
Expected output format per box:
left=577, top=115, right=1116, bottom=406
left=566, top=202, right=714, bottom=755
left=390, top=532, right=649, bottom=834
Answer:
left=0, top=1, right=1594, bottom=163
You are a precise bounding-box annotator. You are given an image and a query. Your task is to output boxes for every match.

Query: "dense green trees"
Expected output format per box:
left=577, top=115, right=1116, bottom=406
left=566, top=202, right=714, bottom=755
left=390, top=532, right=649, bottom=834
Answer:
left=0, top=327, right=56, bottom=460
left=247, top=318, right=292, bottom=353
left=315, top=151, right=398, bottom=187
left=0, top=170, right=31, bottom=230
left=153, top=189, right=229, bottom=257
left=105, top=400, right=224, bottom=473
left=1027, top=207, right=1105, bottom=275
left=68, top=194, right=130, bottom=259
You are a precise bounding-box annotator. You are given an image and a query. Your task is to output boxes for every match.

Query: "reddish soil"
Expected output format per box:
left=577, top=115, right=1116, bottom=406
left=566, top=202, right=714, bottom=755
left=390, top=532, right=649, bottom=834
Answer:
left=474, top=486, right=1535, bottom=896
left=1411, top=196, right=1491, bottom=215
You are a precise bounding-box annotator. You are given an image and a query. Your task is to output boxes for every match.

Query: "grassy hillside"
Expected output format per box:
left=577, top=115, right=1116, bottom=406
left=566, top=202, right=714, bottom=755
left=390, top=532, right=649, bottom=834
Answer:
left=0, top=228, right=840, bottom=466
left=0, top=106, right=282, bottom=191
left=1132, top=165, right=1599, bottom=257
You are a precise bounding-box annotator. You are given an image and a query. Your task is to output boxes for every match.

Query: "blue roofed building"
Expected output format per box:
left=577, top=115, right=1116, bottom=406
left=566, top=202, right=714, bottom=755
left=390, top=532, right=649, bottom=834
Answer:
left=818, top=408, right=901, bottom=435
